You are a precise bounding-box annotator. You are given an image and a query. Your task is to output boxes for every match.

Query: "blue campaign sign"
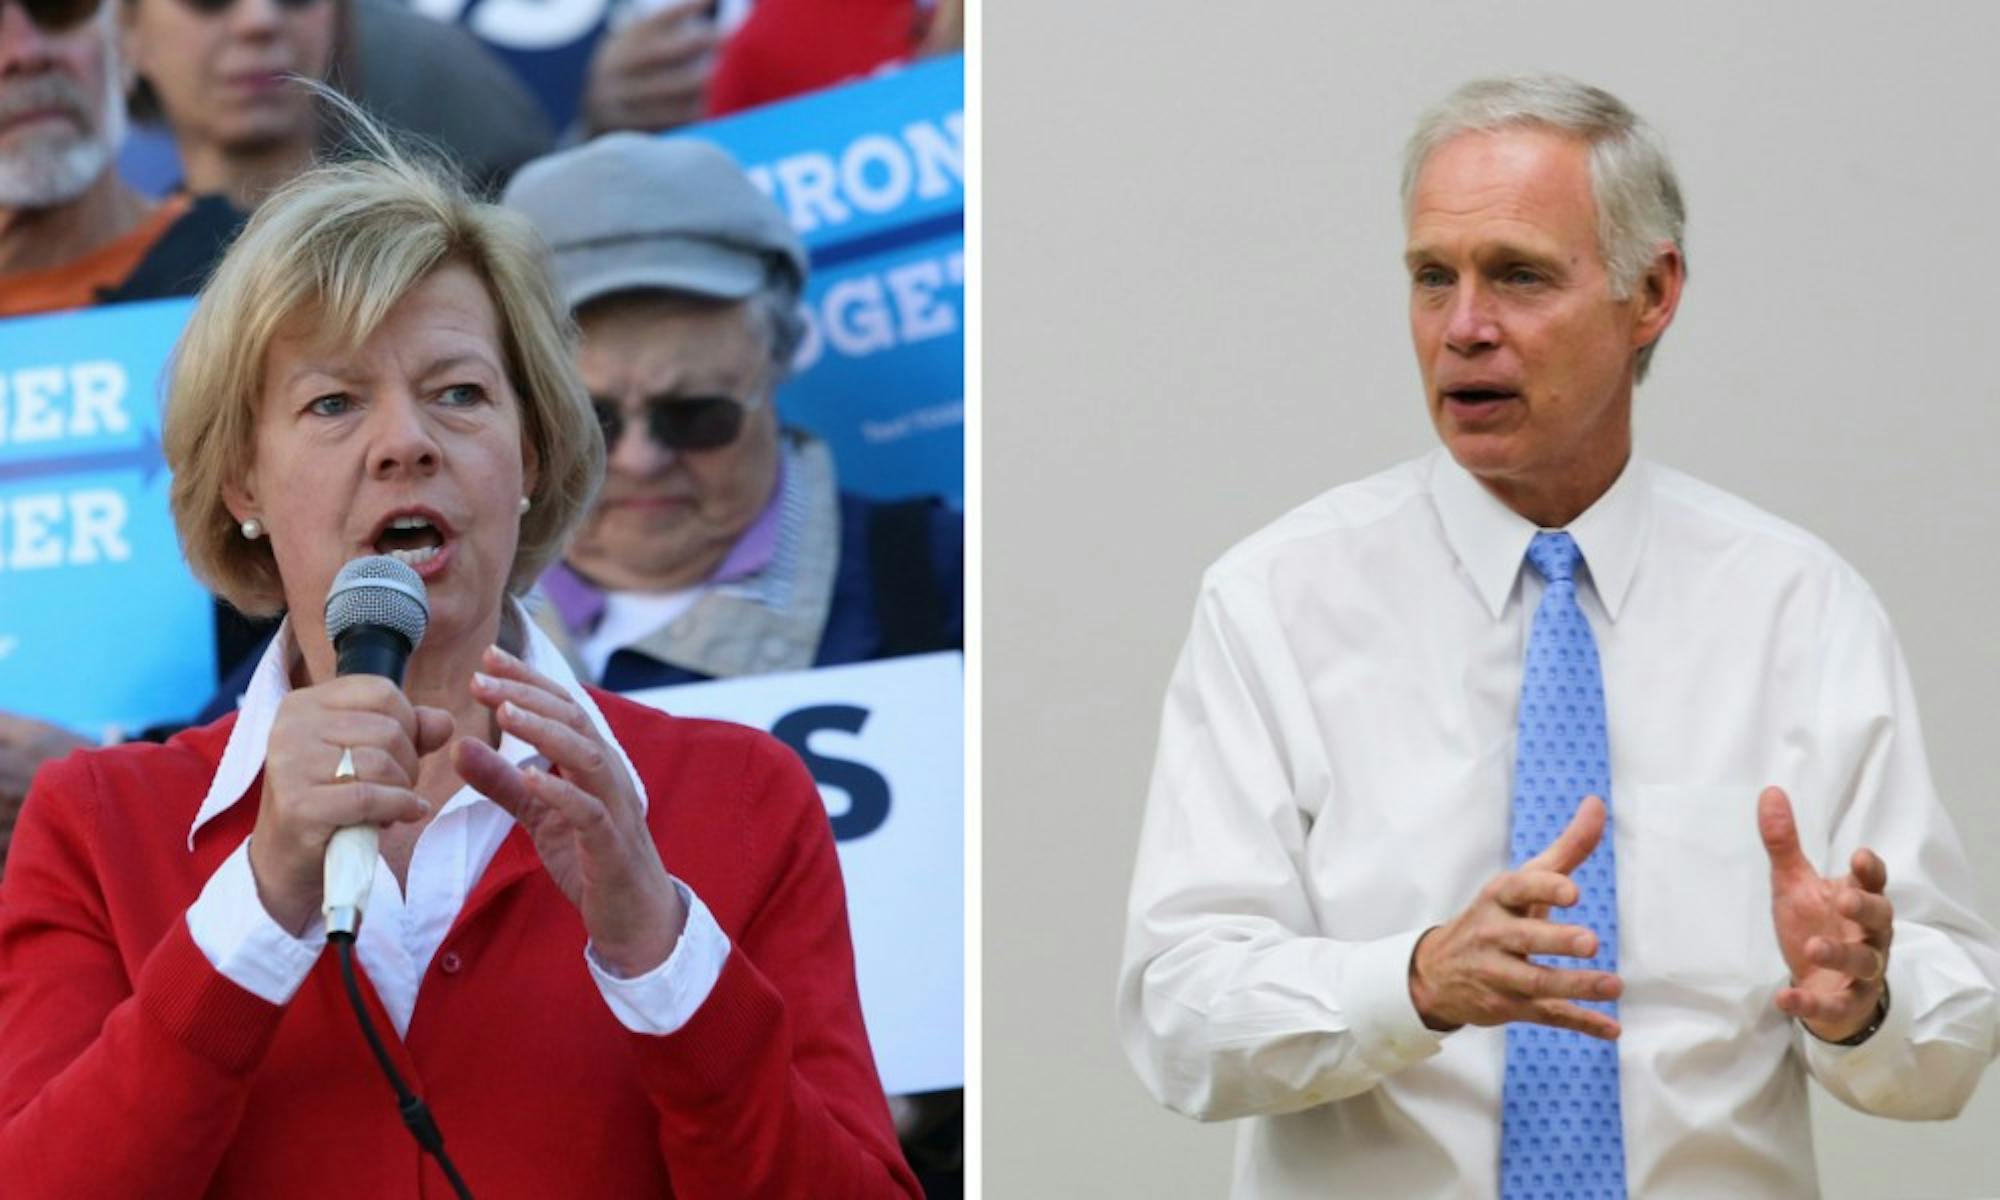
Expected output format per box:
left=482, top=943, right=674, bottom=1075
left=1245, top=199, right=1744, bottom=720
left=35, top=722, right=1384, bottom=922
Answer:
left=676, top=54, right=964, bottom=506
left=0, top=299, right=215, bottom=739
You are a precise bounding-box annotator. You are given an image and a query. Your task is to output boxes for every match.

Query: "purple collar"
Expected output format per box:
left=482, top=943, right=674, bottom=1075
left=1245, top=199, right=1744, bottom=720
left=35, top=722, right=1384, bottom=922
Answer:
left=540, top=458, right=786, bottom=636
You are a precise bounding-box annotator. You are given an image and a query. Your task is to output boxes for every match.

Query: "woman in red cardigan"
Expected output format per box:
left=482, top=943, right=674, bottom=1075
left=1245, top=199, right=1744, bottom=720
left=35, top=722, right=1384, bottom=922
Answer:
left=0, top=122, right=919, bottom=1199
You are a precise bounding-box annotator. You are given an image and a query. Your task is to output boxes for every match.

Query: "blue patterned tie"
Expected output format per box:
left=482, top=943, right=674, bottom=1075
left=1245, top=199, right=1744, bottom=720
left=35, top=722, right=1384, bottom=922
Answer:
left=1499, top=532, right=1626, bottom=1199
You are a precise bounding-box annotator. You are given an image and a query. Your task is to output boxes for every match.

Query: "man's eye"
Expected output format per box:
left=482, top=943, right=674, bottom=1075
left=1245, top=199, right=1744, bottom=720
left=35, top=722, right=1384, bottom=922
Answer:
left=1503, top=267, right=1545, bottom=286
left=1413, top=267, right=1451, bottom=288
left=307, top=393, right=353, bottom=416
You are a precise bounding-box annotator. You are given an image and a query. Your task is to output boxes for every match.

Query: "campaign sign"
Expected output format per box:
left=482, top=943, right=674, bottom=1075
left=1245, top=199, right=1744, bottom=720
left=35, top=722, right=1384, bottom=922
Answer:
left=676, top=55, right=965, bottom=506
left=625, top=651, right=964, bottom=1095
left=0, top=298, right=214, bottom=738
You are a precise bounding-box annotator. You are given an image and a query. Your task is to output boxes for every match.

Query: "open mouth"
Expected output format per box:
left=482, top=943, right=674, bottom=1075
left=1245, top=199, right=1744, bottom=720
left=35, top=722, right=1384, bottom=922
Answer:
left=1444, top=387, right=1519, bottom=405
left=372, top=513, right=448, bottom=566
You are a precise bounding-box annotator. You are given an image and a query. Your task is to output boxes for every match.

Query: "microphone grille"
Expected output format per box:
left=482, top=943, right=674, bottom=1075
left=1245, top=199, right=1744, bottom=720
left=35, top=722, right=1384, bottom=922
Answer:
left=325, top=555, right=429, bottom=647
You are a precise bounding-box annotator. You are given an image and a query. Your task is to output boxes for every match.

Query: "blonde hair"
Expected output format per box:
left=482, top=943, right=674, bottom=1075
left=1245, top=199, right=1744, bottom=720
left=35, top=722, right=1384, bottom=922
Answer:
left=164, top=107, right=603, bottom=618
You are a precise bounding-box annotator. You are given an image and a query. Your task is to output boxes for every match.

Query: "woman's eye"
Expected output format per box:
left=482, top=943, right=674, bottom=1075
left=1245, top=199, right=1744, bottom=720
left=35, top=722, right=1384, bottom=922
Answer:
left=440, top=383, right=486, bottom=407
left=307, top=393, right=353, bottom=416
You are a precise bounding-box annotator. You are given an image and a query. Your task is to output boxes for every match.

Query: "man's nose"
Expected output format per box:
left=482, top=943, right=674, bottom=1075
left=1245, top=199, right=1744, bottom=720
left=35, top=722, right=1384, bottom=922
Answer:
left=0, top=3, right=59, bottom=70
left=607, top=413, right=674, bottom=477
left=1443, top=281, right=1501, bottom=354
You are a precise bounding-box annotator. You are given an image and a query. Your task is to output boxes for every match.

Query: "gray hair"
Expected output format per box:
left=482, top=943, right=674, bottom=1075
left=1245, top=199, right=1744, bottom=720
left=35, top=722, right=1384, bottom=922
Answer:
left=1402, top=73, right=1686, bottom=380
left=749, top=274, right=807, bottom=382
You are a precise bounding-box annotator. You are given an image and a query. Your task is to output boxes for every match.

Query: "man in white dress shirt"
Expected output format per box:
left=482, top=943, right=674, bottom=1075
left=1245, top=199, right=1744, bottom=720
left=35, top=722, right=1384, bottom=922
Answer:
left=1117, top=74, right=2000, bottom=1198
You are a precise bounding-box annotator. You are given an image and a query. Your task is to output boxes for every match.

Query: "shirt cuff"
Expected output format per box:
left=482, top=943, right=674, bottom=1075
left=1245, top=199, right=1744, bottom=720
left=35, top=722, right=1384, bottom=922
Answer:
left=585, top=877, right=730, bottom=1036
left=1800, top=956, right=1915, bottom=1091
left=184, top=838, right=328, bottom=1005
left=1343, top=926, right=1450, bottom=1074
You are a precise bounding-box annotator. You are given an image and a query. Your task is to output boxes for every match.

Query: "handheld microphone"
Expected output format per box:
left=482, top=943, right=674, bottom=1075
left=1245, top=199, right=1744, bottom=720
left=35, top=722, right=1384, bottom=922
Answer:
left=322, top=555, right=429, bottom=938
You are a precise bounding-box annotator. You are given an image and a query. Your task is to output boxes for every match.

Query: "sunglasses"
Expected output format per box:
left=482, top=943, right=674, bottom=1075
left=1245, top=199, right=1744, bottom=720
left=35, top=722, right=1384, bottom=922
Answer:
left=172, top=0, right=323, bottom=15
left=592, top=394, right=753, bottom=453
left=6, top=0, right=101, bottom=33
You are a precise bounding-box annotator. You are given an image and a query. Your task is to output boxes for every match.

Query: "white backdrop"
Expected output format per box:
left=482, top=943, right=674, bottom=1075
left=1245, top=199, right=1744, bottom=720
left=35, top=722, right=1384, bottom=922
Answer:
left=985, top=2, right=2000, bottom=1195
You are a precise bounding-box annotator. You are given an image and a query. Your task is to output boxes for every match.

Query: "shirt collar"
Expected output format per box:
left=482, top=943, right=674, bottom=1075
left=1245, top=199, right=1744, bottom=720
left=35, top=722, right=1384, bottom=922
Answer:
left=187, top=597, right=648, bottom=849
left=710, top=452, right=786, bottom=583
left=1429, top=447, right=1651, bottom=623
left=1565, top=453, right=1649, bottom=622
left=537, top=453, right=788, bottom=638
left=538, top=560, right=607, bottom=637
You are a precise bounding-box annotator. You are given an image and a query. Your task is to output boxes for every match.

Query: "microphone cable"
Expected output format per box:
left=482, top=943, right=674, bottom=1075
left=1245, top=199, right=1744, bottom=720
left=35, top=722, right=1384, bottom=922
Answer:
left=331, top=932, right=476, bottom=1200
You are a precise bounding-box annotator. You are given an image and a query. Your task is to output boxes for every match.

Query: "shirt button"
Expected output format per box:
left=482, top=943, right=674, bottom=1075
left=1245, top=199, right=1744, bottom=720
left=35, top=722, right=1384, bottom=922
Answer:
left=440, top=951, right=463, bottom=974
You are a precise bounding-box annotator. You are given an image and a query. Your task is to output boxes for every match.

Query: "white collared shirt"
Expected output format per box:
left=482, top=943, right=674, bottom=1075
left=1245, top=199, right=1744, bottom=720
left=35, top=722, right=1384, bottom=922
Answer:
left=185, top=601, right=729, bottom=1037
left=581, top=587, right=705, bottom=681
left=1118, top=450, right=2000, bottom=1199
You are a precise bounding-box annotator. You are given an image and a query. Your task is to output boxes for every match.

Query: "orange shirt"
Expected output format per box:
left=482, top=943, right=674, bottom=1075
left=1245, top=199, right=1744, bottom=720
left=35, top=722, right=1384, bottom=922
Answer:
left=0, top=194, right=192, bottom=318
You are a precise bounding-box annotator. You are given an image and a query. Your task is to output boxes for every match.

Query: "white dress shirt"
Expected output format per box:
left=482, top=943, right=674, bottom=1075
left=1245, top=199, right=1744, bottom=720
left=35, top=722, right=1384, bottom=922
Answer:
left=1118, top=450, right=2000, bottom=1199
left=184, top=601, right=730, bottom=1037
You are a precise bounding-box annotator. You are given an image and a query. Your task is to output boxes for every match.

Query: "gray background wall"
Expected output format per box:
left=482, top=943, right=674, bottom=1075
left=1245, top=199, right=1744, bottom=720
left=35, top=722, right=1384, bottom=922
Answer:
left=983, top=2, right=2000, bottom=1196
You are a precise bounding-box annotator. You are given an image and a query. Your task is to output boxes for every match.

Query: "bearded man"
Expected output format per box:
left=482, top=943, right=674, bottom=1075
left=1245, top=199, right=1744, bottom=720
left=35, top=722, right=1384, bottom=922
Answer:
left=0, top=0, right=238, bottom=314
left=0, top=0, right=246, bottom=866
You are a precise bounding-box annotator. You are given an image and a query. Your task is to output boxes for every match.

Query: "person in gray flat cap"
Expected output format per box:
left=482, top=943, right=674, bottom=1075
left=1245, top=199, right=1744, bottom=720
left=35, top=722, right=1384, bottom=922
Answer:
left=503, top=134, right=962, bottom=693
left=502, top=132, right=963, bottom=1191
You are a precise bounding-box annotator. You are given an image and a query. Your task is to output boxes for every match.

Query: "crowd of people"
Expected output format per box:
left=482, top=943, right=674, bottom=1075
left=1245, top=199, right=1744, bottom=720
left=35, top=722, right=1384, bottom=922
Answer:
left=0, top=0, right=963, bottom=1193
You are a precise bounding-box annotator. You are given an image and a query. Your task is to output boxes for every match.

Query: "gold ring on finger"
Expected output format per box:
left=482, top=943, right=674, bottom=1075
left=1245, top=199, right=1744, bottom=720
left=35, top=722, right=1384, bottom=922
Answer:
left=1862, top=946, right=1887, bottom=983
left=333, top=746, right=358, bottom=783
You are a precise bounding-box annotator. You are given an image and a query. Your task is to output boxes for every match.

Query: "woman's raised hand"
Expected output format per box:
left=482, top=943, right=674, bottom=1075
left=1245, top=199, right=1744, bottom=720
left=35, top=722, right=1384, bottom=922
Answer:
left=455, top=646, right=687, bottom=976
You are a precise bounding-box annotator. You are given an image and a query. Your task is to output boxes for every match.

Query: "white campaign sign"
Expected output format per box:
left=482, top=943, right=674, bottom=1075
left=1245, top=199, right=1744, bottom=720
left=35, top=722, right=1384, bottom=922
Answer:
left=625, top=652, right=964, bottom=1095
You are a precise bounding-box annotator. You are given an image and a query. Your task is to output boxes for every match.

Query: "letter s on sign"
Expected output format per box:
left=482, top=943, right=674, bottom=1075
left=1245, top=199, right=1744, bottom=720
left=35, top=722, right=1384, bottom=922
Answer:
left=771, top=704, right=890, bottom=841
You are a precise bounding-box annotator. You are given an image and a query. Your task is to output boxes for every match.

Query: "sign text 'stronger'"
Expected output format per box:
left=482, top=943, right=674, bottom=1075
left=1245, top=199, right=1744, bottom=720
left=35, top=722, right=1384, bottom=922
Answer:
left=0, top=298, right=215, bottom=737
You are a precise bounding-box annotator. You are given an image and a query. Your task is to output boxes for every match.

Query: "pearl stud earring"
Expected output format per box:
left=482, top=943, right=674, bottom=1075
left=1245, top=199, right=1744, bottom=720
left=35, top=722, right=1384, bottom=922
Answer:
left=518, top=496, right=531, bottom=515
left=241, top=517, right=264, bottom=540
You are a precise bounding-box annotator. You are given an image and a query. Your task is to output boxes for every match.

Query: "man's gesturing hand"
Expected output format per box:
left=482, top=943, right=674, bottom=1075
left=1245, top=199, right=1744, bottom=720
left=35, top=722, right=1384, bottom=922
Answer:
left=1408, top=796, right=1624, bottom=1040
left=1759, top=786, right=1893, bottom=1043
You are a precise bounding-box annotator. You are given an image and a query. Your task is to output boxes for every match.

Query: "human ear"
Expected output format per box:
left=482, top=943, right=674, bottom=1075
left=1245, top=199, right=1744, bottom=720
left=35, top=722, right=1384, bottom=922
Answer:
left=1632, top=244, right=1686, bottom=351
left=222, top=471, right=258, bottom=526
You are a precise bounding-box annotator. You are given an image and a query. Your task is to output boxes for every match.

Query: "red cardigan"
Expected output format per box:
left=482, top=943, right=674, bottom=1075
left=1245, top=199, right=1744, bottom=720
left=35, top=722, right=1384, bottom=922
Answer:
left=0, top=690, right=920, bottom=1198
